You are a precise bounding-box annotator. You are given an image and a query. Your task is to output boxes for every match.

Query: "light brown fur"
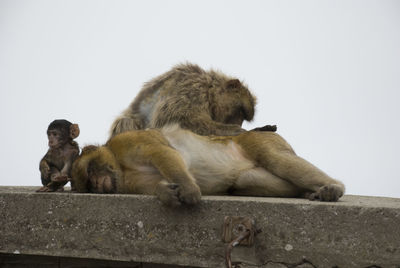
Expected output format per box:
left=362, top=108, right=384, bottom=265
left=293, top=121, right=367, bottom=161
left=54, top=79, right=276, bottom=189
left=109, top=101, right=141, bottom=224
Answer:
left=109, top=63, right=256, bottom=138
left=72, top=125, right=344, bottom=205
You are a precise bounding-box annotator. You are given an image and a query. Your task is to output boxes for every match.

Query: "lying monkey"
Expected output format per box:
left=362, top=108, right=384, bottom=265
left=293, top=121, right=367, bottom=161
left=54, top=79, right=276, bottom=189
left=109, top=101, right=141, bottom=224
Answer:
left=71, top=125, right=344, bottom=205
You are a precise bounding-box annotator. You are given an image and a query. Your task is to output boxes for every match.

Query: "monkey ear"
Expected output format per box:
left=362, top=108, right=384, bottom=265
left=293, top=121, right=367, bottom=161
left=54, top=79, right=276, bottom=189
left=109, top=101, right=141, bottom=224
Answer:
left=226, top=79, right=242, bottom=89
left=70, top=124, right=80, bottom=139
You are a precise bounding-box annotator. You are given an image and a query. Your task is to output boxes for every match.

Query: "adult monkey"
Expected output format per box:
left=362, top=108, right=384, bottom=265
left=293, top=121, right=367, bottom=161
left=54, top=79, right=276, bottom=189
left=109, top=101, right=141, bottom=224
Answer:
left=72, top=125, right=344, bottom=205
left=109, top=63, right=276, bottom=138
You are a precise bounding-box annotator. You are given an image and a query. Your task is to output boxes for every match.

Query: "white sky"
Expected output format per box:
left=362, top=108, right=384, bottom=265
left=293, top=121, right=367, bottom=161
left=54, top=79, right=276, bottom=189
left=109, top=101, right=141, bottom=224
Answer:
left=0, top=0, right=399, bottom=198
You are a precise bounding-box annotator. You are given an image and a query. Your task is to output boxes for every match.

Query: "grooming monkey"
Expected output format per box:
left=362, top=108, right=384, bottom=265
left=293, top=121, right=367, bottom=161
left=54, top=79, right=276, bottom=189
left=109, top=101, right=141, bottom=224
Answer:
left=72, top=125, right=344, bottom=205
left=110, top=63, right=273, bottom=138
left=38, top=120, right=80, bottom=192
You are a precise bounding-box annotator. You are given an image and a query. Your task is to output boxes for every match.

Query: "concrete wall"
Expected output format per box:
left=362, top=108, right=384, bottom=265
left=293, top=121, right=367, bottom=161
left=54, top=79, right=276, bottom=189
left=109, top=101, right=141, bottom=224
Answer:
left=0, top=187, right=399, bottom=268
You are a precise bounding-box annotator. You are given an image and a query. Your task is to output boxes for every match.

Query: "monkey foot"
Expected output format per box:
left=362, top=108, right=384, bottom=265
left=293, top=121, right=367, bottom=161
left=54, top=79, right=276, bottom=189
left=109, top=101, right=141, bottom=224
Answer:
left=155, top=182, right=201, bottom=206
left=36, top=186, right=62, bottom=192
left=309, top=184, right=344, bottom=202
left=178, top=184, right=202, bottom=205
left=155, top=182, right=181, bottom=207
left=36, top=186, right=50, bottom=192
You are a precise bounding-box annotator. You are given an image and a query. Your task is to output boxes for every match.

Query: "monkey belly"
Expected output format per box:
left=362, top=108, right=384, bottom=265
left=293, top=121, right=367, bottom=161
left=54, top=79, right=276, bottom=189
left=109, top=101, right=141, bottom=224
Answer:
left=162, top=125, right=254, bottom=195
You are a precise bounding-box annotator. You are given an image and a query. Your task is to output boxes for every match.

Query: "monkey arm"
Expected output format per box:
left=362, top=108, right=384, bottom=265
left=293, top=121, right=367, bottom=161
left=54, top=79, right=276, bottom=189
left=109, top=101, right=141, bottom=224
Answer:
left=181, top=118, right=278, bottom=135
left=107, top=130, right=201, bottom=205
left=44, top=146, right=79, bottom=191
left=177, top=115, right=246, bottom=136
left=59, top=162, right=72, bottom=178
left=59, top=144, right=80, bottom=177
left=39, top=157, right=51, bottom=186
left=251, top=125, right=277, bottom=132
left=141, top=146, right=201, bottom=205
left=71, top=143, right=181, bottom=205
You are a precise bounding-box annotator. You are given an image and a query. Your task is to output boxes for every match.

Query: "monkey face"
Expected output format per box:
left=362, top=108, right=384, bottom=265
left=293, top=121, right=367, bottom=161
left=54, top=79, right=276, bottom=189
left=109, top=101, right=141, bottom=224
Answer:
left=47, top=129, right=66, bottom=149
left=46, top=120, right=80, bottom=149
left=211, top=79, right=255, bottom=125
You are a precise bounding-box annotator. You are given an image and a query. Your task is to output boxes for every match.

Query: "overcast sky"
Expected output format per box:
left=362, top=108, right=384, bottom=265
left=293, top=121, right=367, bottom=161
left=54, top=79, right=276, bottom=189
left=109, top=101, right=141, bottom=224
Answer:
left=1, top=0, right=399, bottom=198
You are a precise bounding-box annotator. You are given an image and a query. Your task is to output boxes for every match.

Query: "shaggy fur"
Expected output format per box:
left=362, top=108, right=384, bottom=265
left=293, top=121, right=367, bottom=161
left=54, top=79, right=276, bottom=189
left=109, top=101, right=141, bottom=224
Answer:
left=109, top=63, right=256, bottom=137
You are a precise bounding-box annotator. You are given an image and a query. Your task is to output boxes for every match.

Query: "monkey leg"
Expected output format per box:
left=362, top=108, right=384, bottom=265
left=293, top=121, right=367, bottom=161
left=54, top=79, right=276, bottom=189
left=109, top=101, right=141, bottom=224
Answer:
left=38, top=169, right=66, bottom=192
left=36, top=181, right=65, bottom=192
left=46, top=177, right=67, bottom=192
left=262, top=151, right=344, bottom=201
left=232, top=167, right=301, bottom=197
left=236, top=132, right=344, bottom=201
left=146, top=146, right=202, bottom=205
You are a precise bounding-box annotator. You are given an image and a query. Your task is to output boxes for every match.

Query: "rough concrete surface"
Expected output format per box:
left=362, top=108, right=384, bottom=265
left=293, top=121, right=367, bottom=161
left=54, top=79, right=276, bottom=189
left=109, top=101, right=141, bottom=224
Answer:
left=0, top=187, right=399, bottom=268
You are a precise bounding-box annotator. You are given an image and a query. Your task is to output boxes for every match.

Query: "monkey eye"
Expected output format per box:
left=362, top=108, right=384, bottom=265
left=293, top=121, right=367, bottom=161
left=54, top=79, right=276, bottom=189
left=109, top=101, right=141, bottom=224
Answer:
left=48, top=130, right=59, bottom=137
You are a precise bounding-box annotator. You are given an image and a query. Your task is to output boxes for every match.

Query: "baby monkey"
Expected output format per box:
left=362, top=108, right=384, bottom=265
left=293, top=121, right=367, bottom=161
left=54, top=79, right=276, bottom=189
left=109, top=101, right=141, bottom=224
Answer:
left=37, top=119, right=80, bottom=192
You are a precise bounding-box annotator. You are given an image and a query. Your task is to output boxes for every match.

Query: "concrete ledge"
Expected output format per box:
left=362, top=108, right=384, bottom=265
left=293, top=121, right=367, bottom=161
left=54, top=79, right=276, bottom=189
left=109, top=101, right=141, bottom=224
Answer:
left=0, top=187, right=399, bottom=268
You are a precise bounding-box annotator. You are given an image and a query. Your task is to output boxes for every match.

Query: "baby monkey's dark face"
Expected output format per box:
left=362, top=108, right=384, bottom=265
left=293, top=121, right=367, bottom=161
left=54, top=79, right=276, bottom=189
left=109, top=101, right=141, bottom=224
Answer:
left=47, top=129, right=66, bottom=149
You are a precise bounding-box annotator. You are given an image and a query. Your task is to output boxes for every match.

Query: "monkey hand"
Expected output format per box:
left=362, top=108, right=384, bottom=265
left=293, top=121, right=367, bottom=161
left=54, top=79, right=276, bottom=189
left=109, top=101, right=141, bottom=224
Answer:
left=251, top=125, right=277, bottom=132
left=52, top=175, right=69, bottom=185
left=308, top=184, right=344, bottom=202
left=178, top=183, right=202, bottom=205
left=36, top=185, right=57, bottom=192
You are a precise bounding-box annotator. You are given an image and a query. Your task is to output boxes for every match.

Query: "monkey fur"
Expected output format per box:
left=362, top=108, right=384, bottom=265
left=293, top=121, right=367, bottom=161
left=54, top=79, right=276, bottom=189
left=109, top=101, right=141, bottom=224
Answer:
left=72, top=125, right=345, bottom=205
left=38, top=120, right=80, bottom=192
left=110, top=63, right=263, bottom=138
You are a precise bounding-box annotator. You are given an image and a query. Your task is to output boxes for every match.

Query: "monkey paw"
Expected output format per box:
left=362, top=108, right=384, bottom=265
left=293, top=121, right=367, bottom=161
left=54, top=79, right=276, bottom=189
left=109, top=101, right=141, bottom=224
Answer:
left=89, top=173, right=115, bottom=193
left=251, top=125, right=277, bottom=132
left=36, top=186, right=50, bottom=192
left=309, top=184, right=344, bottom=202
left=155, top=182, right=181, bottom=207
left=178, top=184, right=202, bottom=205
left=36, top=186, right=58, bottom=192
left=156, top=182, right=201, bottom=206
left=52, top=175, right=69, bottom=184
